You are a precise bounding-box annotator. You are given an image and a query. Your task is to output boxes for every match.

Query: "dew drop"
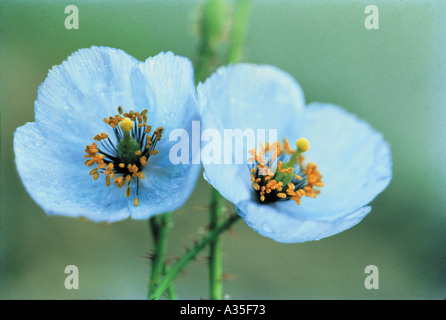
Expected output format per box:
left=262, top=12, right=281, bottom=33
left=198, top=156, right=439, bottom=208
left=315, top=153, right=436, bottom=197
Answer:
left=261, top=223, right=273, bottom=234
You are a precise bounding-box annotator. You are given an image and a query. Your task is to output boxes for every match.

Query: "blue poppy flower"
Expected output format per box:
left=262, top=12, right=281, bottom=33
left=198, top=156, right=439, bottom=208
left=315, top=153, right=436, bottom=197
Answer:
left=14, top=46, right=201, bottom=222
left=198, top=64, right=392, bottom=243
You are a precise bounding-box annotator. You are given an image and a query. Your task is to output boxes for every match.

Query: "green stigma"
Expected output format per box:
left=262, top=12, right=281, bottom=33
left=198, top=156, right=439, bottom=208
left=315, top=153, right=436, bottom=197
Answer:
left=118, top=118, right=140, bottom=164
left=274, top=137, right=310, bottom=185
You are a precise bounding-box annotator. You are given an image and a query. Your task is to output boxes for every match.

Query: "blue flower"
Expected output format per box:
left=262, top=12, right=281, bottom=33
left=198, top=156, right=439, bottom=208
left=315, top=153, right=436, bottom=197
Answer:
left=14, top=46, right=201, bottom=222
left=198, top=64, right=392, bottom=243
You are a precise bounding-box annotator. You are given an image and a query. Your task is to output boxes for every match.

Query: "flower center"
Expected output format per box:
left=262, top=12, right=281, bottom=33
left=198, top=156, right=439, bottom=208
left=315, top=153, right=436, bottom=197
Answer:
left=248, top=137, right=323, bottom=205
left=84, top=107, right=164, bottom=206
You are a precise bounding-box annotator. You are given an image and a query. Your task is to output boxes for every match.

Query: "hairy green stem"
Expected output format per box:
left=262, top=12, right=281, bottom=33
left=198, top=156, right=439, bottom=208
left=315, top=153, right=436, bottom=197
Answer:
left=192, top=0, right=252, bottom=301
left=227, top=0, right=252, bottom=64
left=164, top=264, right=177, bottom=300
left=148, top=212, right=173, bottom=299
left=149, top=212, right=241, bottom=300
left=195, top=0, right=228, bottom=84
left=209, top=188, right=224, bottom=299
left=206, top=0, right=252, bottom=300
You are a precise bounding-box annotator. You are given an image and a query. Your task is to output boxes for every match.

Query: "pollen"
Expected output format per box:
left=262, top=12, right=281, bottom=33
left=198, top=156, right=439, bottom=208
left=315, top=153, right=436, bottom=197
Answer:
left=283, top=138, right=295, bottom=155
left=248, top=138, right=322, bottom=206
left=84, top=107, right=162, bottom=206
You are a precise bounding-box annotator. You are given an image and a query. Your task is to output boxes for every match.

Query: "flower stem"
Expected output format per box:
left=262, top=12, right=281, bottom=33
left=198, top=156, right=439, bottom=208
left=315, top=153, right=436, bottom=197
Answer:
left=148, top=212, right=241, bottom=300
left=206, top=0, right=252, bottom=300
left=163, top=264, right=177, bottom=300
left=227, top=0, right=252, bottom=64
left=209, top=188, right=224, bottom=299
left=148, top=212, right=173, bottom=299
left=195, top=0, right=228, bottom=84
left=193, top=0, right=252, bottom=301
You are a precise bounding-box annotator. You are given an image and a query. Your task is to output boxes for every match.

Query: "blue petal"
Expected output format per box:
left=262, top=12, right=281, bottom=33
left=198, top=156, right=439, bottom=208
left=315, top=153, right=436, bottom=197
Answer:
left=35, top=46, right=139, bottom=147
left=198, top=63, right=306, bottom=205
left=129, top=163, right=201, bottom=219
left=202, top=164, right=253, bottom=205
left=198, top=63, right=305, bottom=136
left=236, top=200, right=372, bottom=243
left=285, top=102, right=392, bottom=220
left=130, top=51, right=200, bottom=167
left=14, top=123, right=130, bottom=222
left=127, top=52, right=201, bottom=219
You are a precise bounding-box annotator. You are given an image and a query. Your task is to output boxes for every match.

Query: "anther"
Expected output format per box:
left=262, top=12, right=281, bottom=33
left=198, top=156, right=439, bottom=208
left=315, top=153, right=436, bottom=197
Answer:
left=126, top=186, right=132, bottom=197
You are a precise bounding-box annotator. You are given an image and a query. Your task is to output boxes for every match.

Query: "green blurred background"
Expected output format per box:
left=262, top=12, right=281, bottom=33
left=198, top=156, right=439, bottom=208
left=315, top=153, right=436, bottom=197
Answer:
left=1, top=0, right=445, bottom=299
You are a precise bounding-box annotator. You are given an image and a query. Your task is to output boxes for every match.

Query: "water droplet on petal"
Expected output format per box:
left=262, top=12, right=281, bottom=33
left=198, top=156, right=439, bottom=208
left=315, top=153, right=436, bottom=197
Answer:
left=262, top=223, right=273, bottom=234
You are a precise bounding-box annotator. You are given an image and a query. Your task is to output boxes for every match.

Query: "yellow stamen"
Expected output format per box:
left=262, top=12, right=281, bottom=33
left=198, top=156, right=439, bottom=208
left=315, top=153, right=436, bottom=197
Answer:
left=114, top=176, right=124, bottom=188
left=283, top=138, right=295, bottom=155
left=86, top=159, right=95, bottom=167
left=97, top=162, right=106, bottom=169
left=126, top=186, right=131, bottom=197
